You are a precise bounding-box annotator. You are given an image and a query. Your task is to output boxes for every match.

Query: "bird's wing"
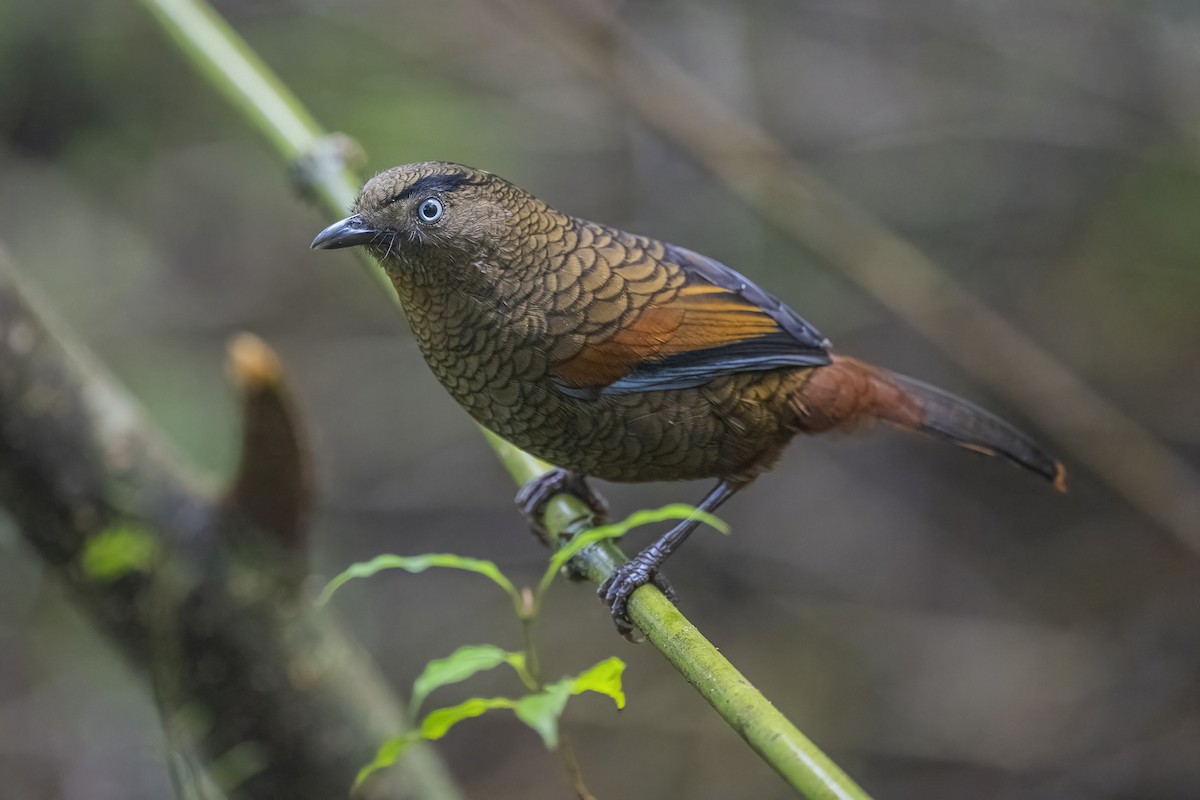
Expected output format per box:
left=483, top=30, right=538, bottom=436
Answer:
left=550, top=239, right=831, bottom=397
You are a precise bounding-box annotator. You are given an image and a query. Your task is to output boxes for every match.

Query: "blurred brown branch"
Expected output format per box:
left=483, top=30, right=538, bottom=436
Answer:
left=489, top=0, right=1200, bottom=551
left=0, top=245, right=462, bottom=800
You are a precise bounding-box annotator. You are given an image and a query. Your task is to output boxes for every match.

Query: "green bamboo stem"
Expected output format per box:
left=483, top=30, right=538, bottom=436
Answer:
left=140, top=0, right=388, bottom=295
left=135, top=1, right=872, bottom=797
left=536, top=486, right=868, bottom=800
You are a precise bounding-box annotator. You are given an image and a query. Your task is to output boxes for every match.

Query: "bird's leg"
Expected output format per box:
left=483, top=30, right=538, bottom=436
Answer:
left=516, top=470, right=678, bottom=597
left=515, top=467, right=609, bottom=545
left=600, top=480, right=740, bottom=640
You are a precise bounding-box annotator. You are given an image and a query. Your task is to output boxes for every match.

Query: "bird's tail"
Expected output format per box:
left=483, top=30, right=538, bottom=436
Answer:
left=790, top=355, right=1066, bottom=490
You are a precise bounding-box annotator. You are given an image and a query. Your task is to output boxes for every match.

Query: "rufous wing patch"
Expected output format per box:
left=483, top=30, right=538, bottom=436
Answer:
left=552, top=304, right=684, bottom=389
left=552, top=283, right=785, bottom=391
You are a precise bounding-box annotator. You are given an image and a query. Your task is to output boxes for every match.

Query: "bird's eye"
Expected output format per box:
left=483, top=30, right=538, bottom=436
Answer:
left=417, top=197, right=444, bottom=223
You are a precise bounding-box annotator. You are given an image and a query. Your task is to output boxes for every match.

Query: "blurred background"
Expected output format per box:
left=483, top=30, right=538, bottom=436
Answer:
left=2, top=0, right=1200, bottom=798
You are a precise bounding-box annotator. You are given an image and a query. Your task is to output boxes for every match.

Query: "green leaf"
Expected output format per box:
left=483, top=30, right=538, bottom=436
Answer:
left=410, top=645, right=527, bottom=716
left=512, top=657, right=628, bottom=750
left=419, top=697, right=517, bottom=740
left=513, top=683, right=571, bottom=749
left=316, top=553, right=520, bottom=607
left=537, top=504, right=729, bottom=601
left=355, top=696, right=522, bottom=790
left=357, top=655, right=628, bottom=788
left=80, top=523, right=160, bottom=581
left=565, top=656, right=626, bottom=710
left=353, top=732, right=420, bottom=790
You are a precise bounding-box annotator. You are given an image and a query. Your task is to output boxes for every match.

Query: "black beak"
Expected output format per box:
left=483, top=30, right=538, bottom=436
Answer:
left=310, top=215, right=381, bottom=250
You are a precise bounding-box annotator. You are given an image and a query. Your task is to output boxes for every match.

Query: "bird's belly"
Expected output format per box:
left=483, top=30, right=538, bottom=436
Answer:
left=454, top=367, right=798, bottom=484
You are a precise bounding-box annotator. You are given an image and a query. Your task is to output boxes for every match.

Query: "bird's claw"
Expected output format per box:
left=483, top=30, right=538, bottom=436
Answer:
left=598, top=554, right=678, bottom=642
left=515, top=468, right=608, bottom=544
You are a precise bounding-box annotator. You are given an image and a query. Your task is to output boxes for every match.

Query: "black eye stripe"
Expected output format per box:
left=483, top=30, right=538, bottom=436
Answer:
left=390, top=173, right=476, bottom=206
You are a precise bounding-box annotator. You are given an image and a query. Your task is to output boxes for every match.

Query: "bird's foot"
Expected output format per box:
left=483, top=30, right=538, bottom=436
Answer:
left=598, top=551, right=678, bottom=642
left=516, top=468, right=608, bottom=543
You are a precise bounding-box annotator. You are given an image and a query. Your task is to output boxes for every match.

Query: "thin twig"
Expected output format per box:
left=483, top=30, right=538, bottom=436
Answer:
left=558, top=736, right=599, bottom=800
left=518, top=598, right=597, bottom=800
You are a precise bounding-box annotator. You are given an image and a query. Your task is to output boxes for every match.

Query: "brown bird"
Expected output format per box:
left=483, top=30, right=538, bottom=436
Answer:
left=312, top=161, right=1065, bottom=636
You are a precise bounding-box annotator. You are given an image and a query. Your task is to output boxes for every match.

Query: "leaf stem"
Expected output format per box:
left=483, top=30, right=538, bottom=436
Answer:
left=519, top=608, right=543, bottom=688
left=558, top=736, right=598, bottom=800
left=519, top=591, right=596, bottom=798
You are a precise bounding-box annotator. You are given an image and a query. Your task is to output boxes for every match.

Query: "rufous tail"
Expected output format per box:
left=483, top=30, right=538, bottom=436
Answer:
left=790, top=355, right=1066, bottom=491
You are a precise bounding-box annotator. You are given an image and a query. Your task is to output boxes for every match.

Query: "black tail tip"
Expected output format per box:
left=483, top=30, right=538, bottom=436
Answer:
left=1005, top=448, right=1067, bottom=492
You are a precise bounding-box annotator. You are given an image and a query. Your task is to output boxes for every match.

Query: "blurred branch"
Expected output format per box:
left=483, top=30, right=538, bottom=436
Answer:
left=0, top=247, right=462, bottom=800
left=488, top=0, right=1200, bottom=552
left=224, top=333, right=310, bottom=584
left=134, top=0, right=874, bottom=797
left=139, top=0, right=391, bottom=296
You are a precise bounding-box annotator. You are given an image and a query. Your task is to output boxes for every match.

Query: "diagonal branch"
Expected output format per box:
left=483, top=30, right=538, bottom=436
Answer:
left=0, top=246, right=462, bottom=800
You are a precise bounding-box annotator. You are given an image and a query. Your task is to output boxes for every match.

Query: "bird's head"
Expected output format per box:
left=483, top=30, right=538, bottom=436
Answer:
left=311, top=162, right=555, bottom=276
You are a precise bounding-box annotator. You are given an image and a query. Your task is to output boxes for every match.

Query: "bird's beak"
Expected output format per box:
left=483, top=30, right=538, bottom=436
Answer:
left=310, top=214, right=381, bottom=250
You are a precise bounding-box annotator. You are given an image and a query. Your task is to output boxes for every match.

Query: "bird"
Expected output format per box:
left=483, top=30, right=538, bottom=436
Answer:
left=312, top=161, right=1065, bottom=637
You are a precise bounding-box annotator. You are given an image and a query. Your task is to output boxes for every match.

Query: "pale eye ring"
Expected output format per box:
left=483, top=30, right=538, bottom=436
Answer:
left=417, top=197, right=444, bottom=223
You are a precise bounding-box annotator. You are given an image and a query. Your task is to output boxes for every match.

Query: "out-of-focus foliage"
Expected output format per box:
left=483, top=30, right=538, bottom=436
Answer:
left=2, top=1, right=1199, bottom=798
left=79, top=524, right=161, bottom=583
